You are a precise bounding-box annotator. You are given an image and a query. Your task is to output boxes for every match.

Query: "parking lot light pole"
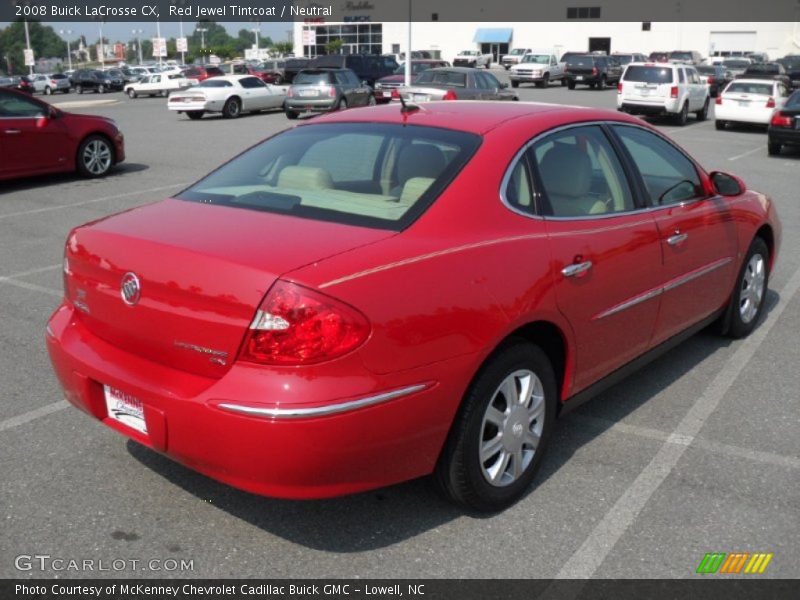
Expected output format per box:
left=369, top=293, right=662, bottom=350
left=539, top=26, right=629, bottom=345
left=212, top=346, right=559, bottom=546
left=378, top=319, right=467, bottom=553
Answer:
left=197, top=28, right=208, bottom=65
left=23, top=18, right=33, bottom=75
left=132, top=29, right=144, bottom=65
left=405, top=1, right=412, bottom=86
left=59, top=29, right=73, bottom=71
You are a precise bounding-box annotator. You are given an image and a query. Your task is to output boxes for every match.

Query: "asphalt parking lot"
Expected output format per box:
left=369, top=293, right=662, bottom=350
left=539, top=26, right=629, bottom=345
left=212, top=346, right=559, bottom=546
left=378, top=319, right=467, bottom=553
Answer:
left=1, top=79, right=799, bottom=580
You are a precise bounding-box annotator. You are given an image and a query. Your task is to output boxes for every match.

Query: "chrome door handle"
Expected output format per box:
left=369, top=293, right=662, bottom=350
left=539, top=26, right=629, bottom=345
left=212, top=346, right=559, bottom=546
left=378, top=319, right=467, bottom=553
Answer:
left=562, top=261, right=593, bottom=277
left=667, top=232, right=689, bottom=246
left=4, top=129, right=21, bottom=134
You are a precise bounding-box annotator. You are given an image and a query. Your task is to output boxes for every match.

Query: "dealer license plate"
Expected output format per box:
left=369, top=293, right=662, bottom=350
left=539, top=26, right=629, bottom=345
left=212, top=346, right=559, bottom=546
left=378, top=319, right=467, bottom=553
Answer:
left=299, top=89, right=318, bottom=97
left=413, top=94, right=429, bottom=102
left=576, top=76, right=584, bottom=81
left=104, top=385, right=147, bottom=435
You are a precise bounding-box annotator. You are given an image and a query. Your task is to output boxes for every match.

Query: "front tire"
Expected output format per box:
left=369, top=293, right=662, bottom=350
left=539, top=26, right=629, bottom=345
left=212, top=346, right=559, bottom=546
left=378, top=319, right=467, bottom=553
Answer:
left=76, top=135, right=114, bottom=178
left=433, top=341, right=557, bottom=512
left=222, top=97, right=241, bottom=119
left=44, top=86, right=52, bottom=95
left=721, top=238, right=770, bottom=339
left=715, top=120, right=727, bottom=130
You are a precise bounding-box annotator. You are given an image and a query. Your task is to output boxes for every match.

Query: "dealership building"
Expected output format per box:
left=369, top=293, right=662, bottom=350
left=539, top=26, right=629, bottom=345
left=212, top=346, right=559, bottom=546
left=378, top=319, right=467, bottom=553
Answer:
left=293, top=21, right=800, bottom=63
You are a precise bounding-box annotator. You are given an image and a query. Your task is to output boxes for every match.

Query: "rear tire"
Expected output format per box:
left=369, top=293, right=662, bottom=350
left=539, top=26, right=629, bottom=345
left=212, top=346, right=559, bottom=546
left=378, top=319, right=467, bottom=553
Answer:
left=433, top=341, right=557, bottom=512
left=44, top=86, right=52, bottom=95
left=721, top=238, right=770, bottom=339
left=560, top=78, right=567, bottom=86
left=127, top=88, right=137, bottom=99
left=511, top=80, right=519, bottom=88
left=97, top=84, right=105, bottom=94
left=597, top=75, right=606, bottom=90
left=767, top=141, right=781, bottom=156
left=696, top=97, right=709, bottom=121
left=186, top=111, right=204, bottom=120
left=285, top=110, right=299, bottom=120
left=567, top=81, right=576, bottom=90
left=715, top=120, right=726, bottom=130
left=222, top=97, right=241, bottom=119
left=337, top=97, right=348, bottom=111
left=76, top=85, right=83, bottom=94
left=674, top=101, right=689, bottom=126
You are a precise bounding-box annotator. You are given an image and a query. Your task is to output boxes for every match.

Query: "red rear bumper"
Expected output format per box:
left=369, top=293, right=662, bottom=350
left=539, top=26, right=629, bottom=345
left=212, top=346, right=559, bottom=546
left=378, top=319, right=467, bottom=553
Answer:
left=46, top=302, right=472, bottom=498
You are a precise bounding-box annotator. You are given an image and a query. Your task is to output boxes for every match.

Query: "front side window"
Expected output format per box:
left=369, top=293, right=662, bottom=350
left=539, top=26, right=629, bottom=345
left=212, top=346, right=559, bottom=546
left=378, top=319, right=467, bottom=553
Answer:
left=613, top=125, right=704, bottom=206
left=0, top=91, right=47, bottom=117
left=177, top=123, right=481, bottom=231
left=528, top=126, right=634, bottom=218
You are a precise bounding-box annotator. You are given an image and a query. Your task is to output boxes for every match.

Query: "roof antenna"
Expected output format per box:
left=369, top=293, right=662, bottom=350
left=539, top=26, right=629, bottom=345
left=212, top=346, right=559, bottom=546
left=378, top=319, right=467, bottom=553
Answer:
left=398, top=92, right=420, bottom=114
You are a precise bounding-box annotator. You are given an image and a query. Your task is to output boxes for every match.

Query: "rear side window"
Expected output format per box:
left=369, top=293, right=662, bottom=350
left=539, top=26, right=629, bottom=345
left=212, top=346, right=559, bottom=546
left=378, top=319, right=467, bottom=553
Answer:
left=240, top=77, right=265, bottom=89
left=177, top=123, right=481, bottom=231
left=623, top=66, right=674, bottom=84
left=612, top=125, right=703, bottom=206
left=528, top=126, right=635, bottom=218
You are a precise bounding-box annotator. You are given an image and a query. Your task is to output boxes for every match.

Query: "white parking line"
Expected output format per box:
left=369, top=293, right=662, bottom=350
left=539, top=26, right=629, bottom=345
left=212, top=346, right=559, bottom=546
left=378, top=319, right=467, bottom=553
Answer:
left=0, top=264, right=61, bottom=280
left=0, top=182, right=190, bottom=221
left=728, top=145, right=765, bottom=161
left=0, top=400, right=69, bottom=433
left=0, top=264, right=63, bottom=297
left=555, top=261, right=800, bottom=580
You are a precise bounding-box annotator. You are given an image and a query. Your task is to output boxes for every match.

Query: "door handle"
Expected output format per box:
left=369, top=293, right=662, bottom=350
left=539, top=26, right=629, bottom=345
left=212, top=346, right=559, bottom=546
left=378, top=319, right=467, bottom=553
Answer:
left=667, top=232, right=689, bottom=246
left=562, top=261, right=593, bottom=278
left=4, top=129, right=21, bottom=134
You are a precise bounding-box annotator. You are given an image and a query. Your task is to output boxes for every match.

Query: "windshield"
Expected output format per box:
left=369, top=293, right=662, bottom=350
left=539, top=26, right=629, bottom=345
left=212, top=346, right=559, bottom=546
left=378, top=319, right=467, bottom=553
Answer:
left=746, top=64, right=779, bottom=73
left=623, top=65, right=674, bottom=83
left=670, top=52, right=693, bottom=61
left=725, top=82, right=774, bottom=95
left=177, top=123, right=481, bottom=231
left=521, top=54, right=550, bottom=64
left=696, top=66, right=716, bottom=74
left=510, top=49, right=527, bottom=56
left=416, top=70, right=467, bottom=87
left=459, top=51, right=477, bottom=56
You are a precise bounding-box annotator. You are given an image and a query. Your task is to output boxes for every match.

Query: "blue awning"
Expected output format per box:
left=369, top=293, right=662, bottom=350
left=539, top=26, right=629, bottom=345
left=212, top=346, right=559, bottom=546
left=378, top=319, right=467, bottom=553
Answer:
left=473, top=28, right=513, bottom=44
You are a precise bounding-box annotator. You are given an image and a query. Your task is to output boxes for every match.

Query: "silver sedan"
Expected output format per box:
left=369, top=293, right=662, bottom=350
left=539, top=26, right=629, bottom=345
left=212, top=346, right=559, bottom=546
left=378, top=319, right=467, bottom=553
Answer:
left=397, top=67, right=518, bottom=103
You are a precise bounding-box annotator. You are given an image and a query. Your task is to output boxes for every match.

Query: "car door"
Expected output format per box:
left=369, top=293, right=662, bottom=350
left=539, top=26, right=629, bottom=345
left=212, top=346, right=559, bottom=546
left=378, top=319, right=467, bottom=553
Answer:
left=0, top=90, right=69, bottom=177
left=524, top=124, right=664, bottom=392
left=610, top=124, right=739, bottom=345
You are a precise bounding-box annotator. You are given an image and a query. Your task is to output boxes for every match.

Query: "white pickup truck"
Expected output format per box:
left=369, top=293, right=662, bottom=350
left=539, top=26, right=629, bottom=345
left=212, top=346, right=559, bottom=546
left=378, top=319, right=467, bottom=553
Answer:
left=453, top=50, right=493, bottom=69
left=501, top=48, right=533, bottom=69
left=125, top=73, right=191, bottom=98
left=508, top=51, right=566, bottom=88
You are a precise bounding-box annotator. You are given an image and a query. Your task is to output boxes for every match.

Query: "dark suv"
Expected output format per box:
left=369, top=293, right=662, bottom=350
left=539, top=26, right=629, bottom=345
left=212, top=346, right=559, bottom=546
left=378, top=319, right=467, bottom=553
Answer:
left=565, top=55, right=622, bottom=90
left=71, top=69, right=124, bottom=93
left=308, top=54, right=398, bottom=86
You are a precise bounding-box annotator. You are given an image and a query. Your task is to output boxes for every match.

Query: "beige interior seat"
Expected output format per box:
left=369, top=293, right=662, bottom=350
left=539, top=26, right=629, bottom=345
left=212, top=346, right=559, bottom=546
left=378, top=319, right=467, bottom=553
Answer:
left=399, top=177, right=435, bottom=205
left=277, top=166, right=334, bottom=190
left=539, top=143, right=607, bottom=217
left=391, top=144, right=446, bottom=197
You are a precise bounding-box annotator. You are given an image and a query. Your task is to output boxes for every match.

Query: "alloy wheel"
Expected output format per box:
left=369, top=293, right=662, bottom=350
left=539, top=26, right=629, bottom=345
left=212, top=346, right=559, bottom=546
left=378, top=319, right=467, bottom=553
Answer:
left=479, top=369, right=545, bottom=487
left=82, top=140, right=112, bottom=176
left=739, top=254, right=766, bottom=324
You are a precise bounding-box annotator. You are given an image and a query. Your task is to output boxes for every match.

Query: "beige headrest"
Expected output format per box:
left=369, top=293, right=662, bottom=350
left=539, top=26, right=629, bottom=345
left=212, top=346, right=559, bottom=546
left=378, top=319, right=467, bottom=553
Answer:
left=399, top=177, right=435, bottom=205
left=278, top=166, right=334, bottom=190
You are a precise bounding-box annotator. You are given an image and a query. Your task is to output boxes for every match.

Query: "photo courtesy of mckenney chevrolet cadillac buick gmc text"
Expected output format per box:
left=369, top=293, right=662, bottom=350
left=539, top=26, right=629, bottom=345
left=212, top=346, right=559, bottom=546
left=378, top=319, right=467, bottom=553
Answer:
left=46, top=101, right=780, bottom=511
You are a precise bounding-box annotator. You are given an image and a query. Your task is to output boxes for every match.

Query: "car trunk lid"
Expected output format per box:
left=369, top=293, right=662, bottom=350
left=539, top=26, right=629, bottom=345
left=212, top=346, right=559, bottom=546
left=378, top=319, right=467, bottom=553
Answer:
left=64, top=199, right=392, bottom=378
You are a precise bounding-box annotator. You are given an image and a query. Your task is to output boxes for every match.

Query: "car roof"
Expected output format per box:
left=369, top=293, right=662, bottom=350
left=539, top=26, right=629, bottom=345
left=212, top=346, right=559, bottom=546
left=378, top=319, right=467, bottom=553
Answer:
left=307, top=101, right=644, bottom=136
left=727, top=78, right=778, bottom=85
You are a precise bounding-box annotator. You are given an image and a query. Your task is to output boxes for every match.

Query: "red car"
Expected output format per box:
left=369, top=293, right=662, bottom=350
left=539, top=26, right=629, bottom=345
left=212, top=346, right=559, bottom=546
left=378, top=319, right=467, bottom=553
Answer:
left=0, top=88, right=124, bottom=181
left=46, top=102, right=780, bottom=511
left=181, top=66, right=225, bottom=84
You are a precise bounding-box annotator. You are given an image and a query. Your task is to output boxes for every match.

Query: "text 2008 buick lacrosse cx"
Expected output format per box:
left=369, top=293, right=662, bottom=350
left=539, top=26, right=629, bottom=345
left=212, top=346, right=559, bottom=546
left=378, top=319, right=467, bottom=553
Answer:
left=47, top=101, right=780, bottom=511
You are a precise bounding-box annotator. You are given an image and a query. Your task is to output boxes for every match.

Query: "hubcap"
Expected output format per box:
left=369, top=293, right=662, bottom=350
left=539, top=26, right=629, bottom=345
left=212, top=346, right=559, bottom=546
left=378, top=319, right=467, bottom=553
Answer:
left=82, top=140, right=112, bottom=175
left=740, top=253, right=766, bottom=324
left=479, top=369, right=545, bottom=487
left=229, top=102, right=239, bottom=116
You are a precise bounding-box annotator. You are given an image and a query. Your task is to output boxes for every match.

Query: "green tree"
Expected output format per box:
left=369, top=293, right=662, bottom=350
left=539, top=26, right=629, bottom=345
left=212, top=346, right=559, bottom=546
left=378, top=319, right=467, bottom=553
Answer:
left=324, top=39, right=343, bottom=55
left=0, top=20, right=69, bottom=74
left=273, top=41, right=293, bottom=56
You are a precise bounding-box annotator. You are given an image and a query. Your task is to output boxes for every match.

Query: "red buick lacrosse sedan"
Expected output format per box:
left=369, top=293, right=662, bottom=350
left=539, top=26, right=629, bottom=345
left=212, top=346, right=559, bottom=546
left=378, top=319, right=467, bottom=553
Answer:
left=46, top=102, right=781, bottom=511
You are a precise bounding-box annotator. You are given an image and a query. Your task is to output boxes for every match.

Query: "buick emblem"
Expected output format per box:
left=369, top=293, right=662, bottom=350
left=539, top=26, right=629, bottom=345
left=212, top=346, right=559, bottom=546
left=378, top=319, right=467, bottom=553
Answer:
left=120, top=272, right=141, bottom=306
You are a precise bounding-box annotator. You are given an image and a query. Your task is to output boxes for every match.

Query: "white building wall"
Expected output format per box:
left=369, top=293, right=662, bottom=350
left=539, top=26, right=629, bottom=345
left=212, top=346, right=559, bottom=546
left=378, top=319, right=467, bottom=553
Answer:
left=294, top=22, right=800, bottom=62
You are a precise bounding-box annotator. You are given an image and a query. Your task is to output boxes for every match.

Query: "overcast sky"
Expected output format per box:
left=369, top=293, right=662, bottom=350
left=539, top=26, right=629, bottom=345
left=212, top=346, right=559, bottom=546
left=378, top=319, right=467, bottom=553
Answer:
left=0, top=21, right=293, bottom=43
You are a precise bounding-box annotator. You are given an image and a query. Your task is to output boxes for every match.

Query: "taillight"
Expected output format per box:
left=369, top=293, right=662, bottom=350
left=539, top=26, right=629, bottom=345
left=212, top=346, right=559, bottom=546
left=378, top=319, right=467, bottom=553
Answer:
left=617, top=83, right=622, bottom=94
left=766, top=96, right=776, bottom=108
left=287, top=87, right=294, bottom=98
left=327, top=85, right=336, bottom=98
left=240, top=280, right=370, bottom=366
left=715, top=96, right=722, bottom=105
left=771, top=112, right=793, bottom=127
left=443, top=89, right=458, bottom=100
left=391, top=88, right=400, bottom=99
left=592, top=67, right=598, bottom=75
left=670, top=86, right=678, bottom=98
left=707, top=76, right=715, bottom=84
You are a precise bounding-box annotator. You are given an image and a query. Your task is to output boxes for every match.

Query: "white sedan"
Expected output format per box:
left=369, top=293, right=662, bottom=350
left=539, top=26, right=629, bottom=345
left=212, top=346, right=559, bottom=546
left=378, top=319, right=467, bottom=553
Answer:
left=715, top=78, right=792, bottom=129
left=125, top=73, right=189, bottom=98
left=168, top=75, right=288, bottom=119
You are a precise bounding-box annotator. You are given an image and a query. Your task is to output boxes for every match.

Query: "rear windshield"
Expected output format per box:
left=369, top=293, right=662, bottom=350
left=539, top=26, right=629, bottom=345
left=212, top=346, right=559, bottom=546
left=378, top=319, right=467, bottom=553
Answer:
left=50, top=73, right=67, bottom=79
left=669, top=52, right=694, bottom=61
left=745, top=64, right=779, bottom=73
left=197, top=79, right=233, bottom=88
left=294, top=71, right=332, bottom=85
left=623, top=66, right=674, bottom=83
left=566, top=56, right=595, bottom=67
left=725, top=82, right=774, bottom=95
left=723, top=59, right=751, bottom=68
left=786, top=91, right=800, bottom=108
left=416, top=70, right=467, bottom=87
left=177, top=123, right=481, bottom=231
left=696, top=66, right=716, bottom=74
